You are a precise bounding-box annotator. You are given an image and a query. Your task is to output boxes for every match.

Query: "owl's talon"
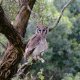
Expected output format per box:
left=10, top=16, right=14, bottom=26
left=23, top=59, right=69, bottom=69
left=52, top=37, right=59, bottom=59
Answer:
left=40, top=58, right=45, bottom=63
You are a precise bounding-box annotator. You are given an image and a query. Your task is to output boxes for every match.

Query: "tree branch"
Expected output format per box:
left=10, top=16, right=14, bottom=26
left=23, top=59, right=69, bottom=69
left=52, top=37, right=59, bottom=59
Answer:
left=0, top=7, right=23, bottom=47
left=49, top=0, right=74, bottom=31
left=0, top=5, right=24, bottom=80
left=14, top=0, right=36, bottom=37
left=0, top=0, right=36, bottom=80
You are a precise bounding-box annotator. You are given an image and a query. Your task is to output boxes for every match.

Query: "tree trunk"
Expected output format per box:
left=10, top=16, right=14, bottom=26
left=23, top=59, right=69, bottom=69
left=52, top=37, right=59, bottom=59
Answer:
left=0, top=0, right=36, bottom=80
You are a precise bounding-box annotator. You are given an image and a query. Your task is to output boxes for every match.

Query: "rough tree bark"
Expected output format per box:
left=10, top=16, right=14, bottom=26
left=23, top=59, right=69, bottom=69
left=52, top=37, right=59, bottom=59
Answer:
left=0, top=0, right=36, bottom=80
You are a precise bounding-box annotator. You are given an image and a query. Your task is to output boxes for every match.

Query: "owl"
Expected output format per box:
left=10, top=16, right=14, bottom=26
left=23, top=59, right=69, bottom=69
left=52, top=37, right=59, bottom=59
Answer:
left=23, top=23, right=48, bottom=63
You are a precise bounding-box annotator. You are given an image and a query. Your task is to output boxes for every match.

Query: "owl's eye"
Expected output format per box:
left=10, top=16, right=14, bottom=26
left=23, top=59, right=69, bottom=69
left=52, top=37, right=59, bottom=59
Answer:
left=43, top=29, right=45, bottom=32
left=37, top=29, right=41, bottom=33
left=38, top=29, right=41, bottom=32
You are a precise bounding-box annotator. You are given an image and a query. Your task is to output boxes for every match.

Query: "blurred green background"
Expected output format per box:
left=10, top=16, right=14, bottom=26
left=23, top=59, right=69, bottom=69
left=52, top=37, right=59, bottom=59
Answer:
left=0, top=0, right=80, bottom=80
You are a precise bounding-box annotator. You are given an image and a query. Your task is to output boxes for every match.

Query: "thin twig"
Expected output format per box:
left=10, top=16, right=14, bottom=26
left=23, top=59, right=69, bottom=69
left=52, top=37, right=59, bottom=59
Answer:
left=49, top=0, right=74, bottom=31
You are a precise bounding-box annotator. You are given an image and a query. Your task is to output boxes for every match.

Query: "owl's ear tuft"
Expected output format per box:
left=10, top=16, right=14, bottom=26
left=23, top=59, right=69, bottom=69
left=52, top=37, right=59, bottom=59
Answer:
left=37, top=26, right=39, bottom=28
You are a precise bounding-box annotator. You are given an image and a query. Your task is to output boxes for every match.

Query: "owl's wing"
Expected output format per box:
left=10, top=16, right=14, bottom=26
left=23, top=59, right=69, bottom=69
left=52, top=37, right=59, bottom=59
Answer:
left=23, top=35, right=41, bottom=61
left=27, top=35, right=40, bottom=48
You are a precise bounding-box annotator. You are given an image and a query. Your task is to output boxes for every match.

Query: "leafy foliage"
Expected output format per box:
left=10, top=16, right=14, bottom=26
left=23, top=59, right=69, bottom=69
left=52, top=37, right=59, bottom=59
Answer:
left=0, top=0, right=80, bottom=80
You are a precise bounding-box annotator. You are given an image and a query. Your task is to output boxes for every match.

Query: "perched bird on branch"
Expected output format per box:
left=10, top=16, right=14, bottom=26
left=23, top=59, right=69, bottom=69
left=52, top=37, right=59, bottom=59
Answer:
left=23, top=23, right=48, bottom=63
left=17, top=23, right=48, bottom=78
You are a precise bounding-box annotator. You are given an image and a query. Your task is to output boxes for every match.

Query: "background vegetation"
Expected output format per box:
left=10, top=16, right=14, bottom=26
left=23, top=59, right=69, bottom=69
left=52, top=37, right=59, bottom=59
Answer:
left=0, top=0, right=80, bottom=80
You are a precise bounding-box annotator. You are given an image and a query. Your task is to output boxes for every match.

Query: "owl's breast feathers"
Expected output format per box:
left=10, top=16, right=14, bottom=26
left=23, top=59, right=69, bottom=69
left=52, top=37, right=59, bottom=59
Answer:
left=24, top=34, right=48, bottom=61
left=32, top=39, right=48, bottom=57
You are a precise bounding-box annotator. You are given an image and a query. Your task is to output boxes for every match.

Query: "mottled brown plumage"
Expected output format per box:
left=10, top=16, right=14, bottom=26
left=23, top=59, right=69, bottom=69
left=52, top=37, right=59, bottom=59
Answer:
left=23, top=23, right=48, bottom=62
